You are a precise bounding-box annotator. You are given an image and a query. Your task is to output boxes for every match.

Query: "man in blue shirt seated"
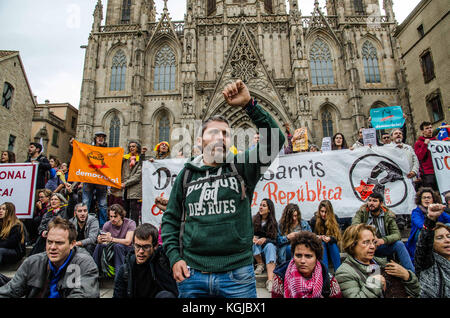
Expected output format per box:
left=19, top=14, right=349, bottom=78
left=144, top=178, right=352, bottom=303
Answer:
left=0, top=216, right=99, bottom=298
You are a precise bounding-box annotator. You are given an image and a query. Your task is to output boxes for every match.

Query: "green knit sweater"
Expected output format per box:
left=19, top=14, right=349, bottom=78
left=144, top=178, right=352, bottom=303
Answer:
left=161, top=102, right=285, bottom=273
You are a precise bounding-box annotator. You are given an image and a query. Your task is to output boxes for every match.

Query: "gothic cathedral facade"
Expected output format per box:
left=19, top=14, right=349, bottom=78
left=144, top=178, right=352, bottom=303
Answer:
left=76, top=0, right=412, bottom=153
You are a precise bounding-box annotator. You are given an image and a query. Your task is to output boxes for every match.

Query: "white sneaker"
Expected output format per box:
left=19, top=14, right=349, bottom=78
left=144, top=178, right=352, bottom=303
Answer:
left=266, top=280, right=273, bottom=293
left=254, top=264, right=265, bottom=275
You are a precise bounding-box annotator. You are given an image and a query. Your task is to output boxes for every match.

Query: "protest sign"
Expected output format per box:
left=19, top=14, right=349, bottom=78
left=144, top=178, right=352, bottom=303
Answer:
left=429, top=140, right=450, bottom=197
left=0, top=163, right=37, bottom=219
left=68, top=140, right=124, bottom=189
left=370, top=106, right=405, bottom=130
left=293, top=128, right=308, bottom=152
left=362, top=128, right=377, bottom=146
left=321, top=137, right=332, bottom=152
left=142, top=147, right=416, bottom=226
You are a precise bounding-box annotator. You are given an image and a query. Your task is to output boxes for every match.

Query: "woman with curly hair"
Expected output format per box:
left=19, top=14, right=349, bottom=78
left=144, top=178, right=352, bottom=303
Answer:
left=0, top=202, right=25, bottom=265
left=272, top=231, right=342, bottom=298
left=277, top=203, right=312, bottom=264
left=310, top=200, right=342, bottom=271
left=253, top=198, right=278, bottom=292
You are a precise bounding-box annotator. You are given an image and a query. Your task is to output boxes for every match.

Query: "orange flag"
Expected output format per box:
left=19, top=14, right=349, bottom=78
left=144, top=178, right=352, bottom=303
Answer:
left=68, top=140, right=124, bottom=189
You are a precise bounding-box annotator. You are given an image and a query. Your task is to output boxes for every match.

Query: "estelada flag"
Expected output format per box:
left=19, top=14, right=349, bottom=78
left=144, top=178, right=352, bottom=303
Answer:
left=68, top=140, right=124, bottom=189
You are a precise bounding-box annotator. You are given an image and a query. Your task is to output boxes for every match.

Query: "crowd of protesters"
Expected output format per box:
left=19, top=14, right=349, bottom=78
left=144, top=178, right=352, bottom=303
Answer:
left=0, top=80, right=449, bottom=299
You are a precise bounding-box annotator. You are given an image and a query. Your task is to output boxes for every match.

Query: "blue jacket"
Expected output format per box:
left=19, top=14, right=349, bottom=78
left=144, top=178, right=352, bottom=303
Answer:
left=405, top=206, right=450, bottom=261
left=277, top=220, right=311, bottom=247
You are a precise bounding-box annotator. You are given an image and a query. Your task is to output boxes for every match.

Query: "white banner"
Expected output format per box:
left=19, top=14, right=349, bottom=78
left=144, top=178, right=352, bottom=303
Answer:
left=142, top=147, right=417, bottom=226
left=429, top=140, right=450, bottom=197
left=0, top=163, right=38, bottom=219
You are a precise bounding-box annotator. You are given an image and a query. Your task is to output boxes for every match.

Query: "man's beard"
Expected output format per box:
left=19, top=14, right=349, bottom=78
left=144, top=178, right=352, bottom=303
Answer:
left=204, top=142, right=227, bottom=163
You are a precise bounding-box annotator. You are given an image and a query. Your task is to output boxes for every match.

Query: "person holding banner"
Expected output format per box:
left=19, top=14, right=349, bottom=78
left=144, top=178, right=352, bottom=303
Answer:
left=331, top=133, right=349, bottom=151
left=121, top=141, right=143, bottom=226
left=352, top=193, right=415, bottom=273
left=161, top=79, right=285, bottom=298
left=0, top=203, right=25, bottom=265
left=414, top=122, right=438, bottom=191
left=82, top=131, right=110, bottom=229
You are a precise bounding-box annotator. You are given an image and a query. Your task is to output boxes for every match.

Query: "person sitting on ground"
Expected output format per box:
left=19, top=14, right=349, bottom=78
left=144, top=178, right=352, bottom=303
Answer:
left=335, top=224, right=420, bottom=298
left=113, top=223, right=178, bottom=298
left=332, top=133, right=349, bottom=151
left=0, top=203, right=25, bottom=266
left=30, top=193, right=69, bottom=256
left=25, top=189, right=52, bottom=244
left=69, top=203, right=99, bottom=255
left=414, top=203, right=450, bottom=298
left=352, top=192, right=415, bottom=273
left=93, top=204, right=136, bottom=277
left=277, top=203, right=311, bottom=264
left=406, top=187, right=450, bottom=264
left=0, top=151, right=15, bottom=163
left=0, top=216, right=99, bottom=298
left=253, top=198, right=279, bottom=292
left=272, top=231, right=342, bottom=298
left=310, top=200, right=342, bottom=271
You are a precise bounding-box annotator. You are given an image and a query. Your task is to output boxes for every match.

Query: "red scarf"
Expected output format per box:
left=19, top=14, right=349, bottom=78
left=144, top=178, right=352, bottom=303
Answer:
left=284, top=259, right=323, bottom=298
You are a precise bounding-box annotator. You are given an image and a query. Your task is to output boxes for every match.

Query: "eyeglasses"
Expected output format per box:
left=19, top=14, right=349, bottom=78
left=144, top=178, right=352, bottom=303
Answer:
left=383, top=137, right=390, bottom=140
left=360, top=240, right=377, bottom=247
left=133, top=243, right=153, bottom=252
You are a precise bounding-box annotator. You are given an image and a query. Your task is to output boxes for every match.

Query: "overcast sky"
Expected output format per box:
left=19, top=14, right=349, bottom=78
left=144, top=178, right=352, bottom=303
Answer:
left=0, top=0, right=421, bottom=108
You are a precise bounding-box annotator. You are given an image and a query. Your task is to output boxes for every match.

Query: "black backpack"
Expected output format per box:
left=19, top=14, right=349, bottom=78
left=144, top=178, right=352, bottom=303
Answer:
left=178, top=162, right=246, bottom=257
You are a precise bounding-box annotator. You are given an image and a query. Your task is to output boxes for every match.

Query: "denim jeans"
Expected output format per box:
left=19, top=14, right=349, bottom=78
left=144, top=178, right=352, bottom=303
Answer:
left=277, top=244, right=292, bottom=264
left=93, top=243, right=133, bottom=273
left=177, top=264, right=257, bottom=298
left=322, top=242, right=341, bottom=270
left=82, top=183, right=108, bottom=229
left=252, top=243, right=277, bottom=264
left=375, top=241, right=415, bottom=272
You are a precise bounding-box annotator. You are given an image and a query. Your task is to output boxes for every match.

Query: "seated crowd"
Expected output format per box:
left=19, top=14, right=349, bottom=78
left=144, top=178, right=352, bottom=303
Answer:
left=0, top=118, right=449, bottom=299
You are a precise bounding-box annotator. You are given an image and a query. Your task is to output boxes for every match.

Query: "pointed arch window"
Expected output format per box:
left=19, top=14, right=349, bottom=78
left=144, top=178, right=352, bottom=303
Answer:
left=310, top=38, right=335, bottom=85
left=109, top=115, right=120, bottom=147
left=159, top=114, right=170, bottom=142
left=322, top=109, right=334, bottom=138
left=362, top=41, right=381, bottom=83
left=354, top=0, right=364, bottom=15
left=121, top=0, right=131, bottom=23
left=1, top=82, right=14, bottom=109
left=207, top=0, right=216, bottom=16
left=110, top=50, right=127, bottom=91
left=154, top=45, right=176, bottom=91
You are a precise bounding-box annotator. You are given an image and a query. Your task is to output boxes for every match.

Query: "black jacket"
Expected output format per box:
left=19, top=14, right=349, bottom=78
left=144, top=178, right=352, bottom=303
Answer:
left=0, top=224, right=25, bottom=258
left=113, top=246, right=178, bottom=298
left=26, top=154, right=51, bottom=190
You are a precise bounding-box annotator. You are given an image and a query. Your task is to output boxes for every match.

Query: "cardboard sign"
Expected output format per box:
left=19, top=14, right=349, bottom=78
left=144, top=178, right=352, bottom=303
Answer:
left=293, top=128, right=308, bottom=152
left=68, top=140, right=124, bottom=189
left=0, top=163, right=38, bottom=219
left=363, top=128, right=377, bottom=146
left=429, top=140, right=450, bottom=198
left=321, top=137, right=332, bottom=152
